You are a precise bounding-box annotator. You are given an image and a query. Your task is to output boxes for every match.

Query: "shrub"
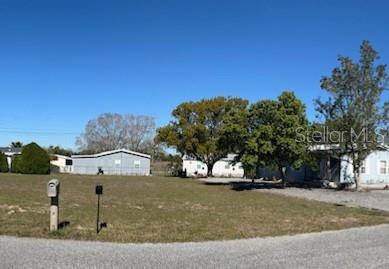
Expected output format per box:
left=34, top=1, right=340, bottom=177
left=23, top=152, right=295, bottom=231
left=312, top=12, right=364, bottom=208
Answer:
left=20, top=143, right=50, bottom=174
left=0, top=153, right=9, bottom=172
left=11, top=155, right=22, bottom=173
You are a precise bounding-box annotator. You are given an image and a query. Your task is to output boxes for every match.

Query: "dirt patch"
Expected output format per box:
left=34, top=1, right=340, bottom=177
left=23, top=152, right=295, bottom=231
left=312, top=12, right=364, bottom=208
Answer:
left=76, top=225, right=90, bottom=231
left=1, top=204, right=46, bottom=214
left=128, top=205, right=144, bottom=210
left=184, top=202, right=213, bottom=211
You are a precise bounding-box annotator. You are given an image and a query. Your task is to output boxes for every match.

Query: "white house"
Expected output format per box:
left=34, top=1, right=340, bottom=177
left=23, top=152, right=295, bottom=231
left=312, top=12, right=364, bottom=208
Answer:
left=182, top=156, right=208, bottom=177
left=315, top=144, right=389, bottom=188
left=182, top=154, right=245, bottom=178
left=0, top=147, right=22, bottom=170
left=50, top=154, right=73, bottom=173
left=212, top=154, right=244, bottom=178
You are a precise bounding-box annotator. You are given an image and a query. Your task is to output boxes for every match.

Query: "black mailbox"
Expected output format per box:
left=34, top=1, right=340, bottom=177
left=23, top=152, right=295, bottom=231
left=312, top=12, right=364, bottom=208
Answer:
left=96, top=185, right=103, bottom=195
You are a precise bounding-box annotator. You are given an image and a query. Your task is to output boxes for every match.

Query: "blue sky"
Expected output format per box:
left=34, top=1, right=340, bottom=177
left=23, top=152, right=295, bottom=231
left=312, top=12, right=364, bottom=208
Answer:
left=0, top=0, right=388, bottom=149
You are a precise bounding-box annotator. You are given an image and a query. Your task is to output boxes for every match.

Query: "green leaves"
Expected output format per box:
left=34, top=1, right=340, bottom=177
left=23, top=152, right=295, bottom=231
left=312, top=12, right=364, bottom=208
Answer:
left=0, top=153, right=8, bottom=173
left=20, top=143, right=50, bottom=175
left=316, top=40, right=388, bottom=188
left=156, top=97, right=249, bottom=173
left=245, top=92, right=309, bottom=172
left=11, top=155, right=22, bottom=173
left=157, top=92, right=309, bottom=178
left=223, top=91, right=310, bottom=177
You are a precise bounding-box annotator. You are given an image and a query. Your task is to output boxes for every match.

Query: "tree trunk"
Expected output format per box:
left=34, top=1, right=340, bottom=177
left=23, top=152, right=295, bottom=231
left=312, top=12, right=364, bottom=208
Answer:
left=207, top=163, right=213, bottom=177
left=279, top=166, right=287, bottom=189
left=354, top=169, right=361, bottom=191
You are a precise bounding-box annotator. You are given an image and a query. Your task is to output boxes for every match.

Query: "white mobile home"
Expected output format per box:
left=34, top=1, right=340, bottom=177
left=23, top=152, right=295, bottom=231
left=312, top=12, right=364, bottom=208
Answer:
left=212, top=154, right=244, bottom=178
left=50, top=154, right=73, bottom=173
left=72, top=149, right=151, bottom=176
left=182, top=156, right=208, bottom=177
left=182, top=154, right=244, bottom=178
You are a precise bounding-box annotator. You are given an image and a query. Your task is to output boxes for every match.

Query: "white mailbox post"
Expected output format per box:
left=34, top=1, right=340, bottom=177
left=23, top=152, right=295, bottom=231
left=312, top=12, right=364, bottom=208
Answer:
left=47, top=179, right=60, bottom=232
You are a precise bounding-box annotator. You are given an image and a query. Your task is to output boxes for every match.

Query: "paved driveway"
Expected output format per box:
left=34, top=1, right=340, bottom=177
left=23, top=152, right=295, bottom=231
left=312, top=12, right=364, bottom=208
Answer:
left=201, top=178, right=389, bottom=212
left=2, top=225, right=389, bottom=269
left=199, top=177, right=252, bottom=184
left=256, top=187, right=389, bottom=212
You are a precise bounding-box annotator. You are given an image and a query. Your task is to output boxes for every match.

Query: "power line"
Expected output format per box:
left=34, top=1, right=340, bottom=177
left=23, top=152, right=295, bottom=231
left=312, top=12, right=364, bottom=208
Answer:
left=0, top=126, right=80, bottom=133
left=0, top=131, right=78, bottom=136
left=0, top=127, right=81, bottom=136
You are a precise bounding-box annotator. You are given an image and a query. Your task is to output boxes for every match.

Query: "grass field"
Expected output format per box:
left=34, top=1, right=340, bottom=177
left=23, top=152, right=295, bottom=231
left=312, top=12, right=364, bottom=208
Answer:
left=1, top=173, right=389, bottom=243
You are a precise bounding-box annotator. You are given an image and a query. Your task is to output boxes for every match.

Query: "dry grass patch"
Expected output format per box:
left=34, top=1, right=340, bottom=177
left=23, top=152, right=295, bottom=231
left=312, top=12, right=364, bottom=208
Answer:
left=0, top=173, right=389, bottom=243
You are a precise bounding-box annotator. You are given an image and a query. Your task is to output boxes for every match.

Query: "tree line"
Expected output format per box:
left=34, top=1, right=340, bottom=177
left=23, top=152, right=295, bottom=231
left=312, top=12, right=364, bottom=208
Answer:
left=156, top=41, right=388, bottom=189
left=69, top=41, right=388, bottom=189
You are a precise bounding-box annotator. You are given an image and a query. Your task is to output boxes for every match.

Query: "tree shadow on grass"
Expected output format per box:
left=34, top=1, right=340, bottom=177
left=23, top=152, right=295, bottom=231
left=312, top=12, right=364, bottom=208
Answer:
left=59, top=221, right=70, bottom=229
left=201, top=180, right=283, bottom=191
left=230, top=180, right=325, bottom=191
left=203, top=180, right=325, bottom=191
left=230, top=182, right=284, bottom=191
left=203, top=182, right=231, bottom=186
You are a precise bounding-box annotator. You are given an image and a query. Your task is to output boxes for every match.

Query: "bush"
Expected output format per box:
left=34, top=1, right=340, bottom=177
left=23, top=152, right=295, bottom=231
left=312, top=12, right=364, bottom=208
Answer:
left=11, top=155, right=22, bottom=173
left=20, top=143, right=50, bottom=174
left=0, top=153, right=9, bottom=172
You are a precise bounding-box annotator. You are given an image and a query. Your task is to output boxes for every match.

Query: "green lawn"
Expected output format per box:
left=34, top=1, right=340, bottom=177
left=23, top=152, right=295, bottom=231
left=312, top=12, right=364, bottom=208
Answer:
left=0, top=173, right=388, bottom=243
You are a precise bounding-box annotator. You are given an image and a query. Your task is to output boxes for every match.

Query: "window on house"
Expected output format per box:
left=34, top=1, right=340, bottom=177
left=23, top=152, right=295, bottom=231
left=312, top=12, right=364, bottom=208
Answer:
left=360, top=160, right=366, bottom=174
left=380, top=160, right=387, bottom=174
left=197, top=164, right=202, bottom=169
left=65, top=159, right=73, bottom=166
left=134, top=160, right=140, bottom=169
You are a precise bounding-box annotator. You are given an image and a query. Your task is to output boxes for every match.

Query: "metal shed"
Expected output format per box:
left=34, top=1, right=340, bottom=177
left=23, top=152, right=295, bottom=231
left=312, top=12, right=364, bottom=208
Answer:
left=72, top=149, right=151, bottom=176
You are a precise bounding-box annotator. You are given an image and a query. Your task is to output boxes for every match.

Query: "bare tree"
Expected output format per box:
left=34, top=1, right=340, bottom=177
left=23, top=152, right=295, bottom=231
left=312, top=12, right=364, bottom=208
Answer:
left=76, top=113, right=156, bottom=154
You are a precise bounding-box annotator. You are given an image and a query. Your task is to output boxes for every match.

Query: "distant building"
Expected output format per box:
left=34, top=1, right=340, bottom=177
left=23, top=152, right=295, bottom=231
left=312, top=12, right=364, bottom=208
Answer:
left=256, top=166, right=319, bottom=183
left=72, top=149, right=151, bottom=176
left=314, top=144, right=389, bottom=188
left=212, top=154, right=244, bottom=178
left=182, top=154, right=244, bottom=178
left=0, top=147, right=22, bottom=170
left=182, top=156, right=208, bottom=177
left=50, top=154, right=73, bottom=173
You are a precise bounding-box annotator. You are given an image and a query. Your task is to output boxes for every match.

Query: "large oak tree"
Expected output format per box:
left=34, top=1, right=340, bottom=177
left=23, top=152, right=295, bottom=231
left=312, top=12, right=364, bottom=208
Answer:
left=155, top=97, right=248, bottom=175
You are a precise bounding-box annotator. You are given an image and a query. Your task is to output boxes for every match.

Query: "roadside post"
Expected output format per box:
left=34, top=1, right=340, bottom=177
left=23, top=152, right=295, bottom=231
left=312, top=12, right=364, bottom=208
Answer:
left=47, top=179, right=60, bottom=232
left=95, top=184, right=106, bottom=233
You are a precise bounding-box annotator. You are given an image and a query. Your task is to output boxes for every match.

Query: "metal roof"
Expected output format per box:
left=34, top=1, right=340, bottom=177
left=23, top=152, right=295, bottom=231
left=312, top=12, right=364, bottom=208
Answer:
left=52, top=154, right=73, bottom=160
left=310, top=143, right=389, bottom=152
left=72, top=149, right=151, bottom=159
left=0, top=147, right=22, bottom=154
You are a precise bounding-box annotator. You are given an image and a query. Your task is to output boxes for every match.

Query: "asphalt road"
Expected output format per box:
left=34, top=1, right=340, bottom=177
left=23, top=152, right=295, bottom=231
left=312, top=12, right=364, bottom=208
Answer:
left=2, top=225, right=389, bottom=269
